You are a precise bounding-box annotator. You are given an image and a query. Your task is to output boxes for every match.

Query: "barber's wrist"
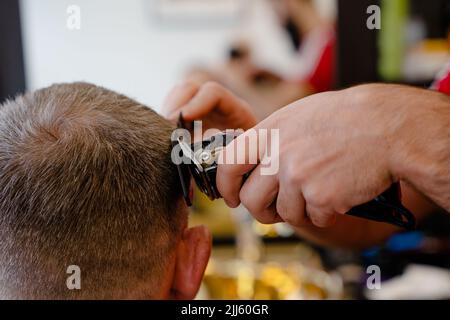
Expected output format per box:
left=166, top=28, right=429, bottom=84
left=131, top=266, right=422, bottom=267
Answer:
left=386, top=87, right=447, bottom=187
left=345, top=84, right=414, bottom=183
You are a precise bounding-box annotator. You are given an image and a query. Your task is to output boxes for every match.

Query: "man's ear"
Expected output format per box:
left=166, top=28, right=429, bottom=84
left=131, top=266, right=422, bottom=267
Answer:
left=170, top=225, right=211, bottom=299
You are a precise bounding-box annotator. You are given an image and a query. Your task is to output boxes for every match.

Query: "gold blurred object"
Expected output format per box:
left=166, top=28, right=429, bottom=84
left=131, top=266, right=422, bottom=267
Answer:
left=189, top=186, right=236, bottom=237
left=417, top=39, right=450, bottom=53
left=259, top=263, right=300, bottom=299
left=202, top=258, right=342, bottom=300
left=236, top=263, right=255, bottom=299
left=252, top=220, right=295, bottom=238
left=189, top=187, right=343, bottom=300
left=252, top=222, right=278, bottom=238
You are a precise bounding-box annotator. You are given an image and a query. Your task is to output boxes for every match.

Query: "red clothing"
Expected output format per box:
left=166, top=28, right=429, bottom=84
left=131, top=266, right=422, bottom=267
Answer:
left=307, top=34, right=336, bottom=93
left=291, top=26, right=336, bottom=93
left=432, top=61, right=450, bottom=95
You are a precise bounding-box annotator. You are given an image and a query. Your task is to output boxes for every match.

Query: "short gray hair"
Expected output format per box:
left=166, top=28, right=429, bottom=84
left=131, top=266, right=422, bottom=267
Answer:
left=0, top=82, right=183, bottom=299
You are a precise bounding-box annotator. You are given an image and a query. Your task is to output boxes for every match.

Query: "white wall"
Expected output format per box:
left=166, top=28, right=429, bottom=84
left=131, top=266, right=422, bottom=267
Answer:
left=20, top=0, right=335, bottom=111
left=20, top=0, right=275, bottom=110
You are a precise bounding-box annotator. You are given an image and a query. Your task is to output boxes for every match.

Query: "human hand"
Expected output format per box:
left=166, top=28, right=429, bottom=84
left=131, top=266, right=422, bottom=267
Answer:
left=217, top=84, right=410, bottom=228
left=163, top=81, right=257, bottom=131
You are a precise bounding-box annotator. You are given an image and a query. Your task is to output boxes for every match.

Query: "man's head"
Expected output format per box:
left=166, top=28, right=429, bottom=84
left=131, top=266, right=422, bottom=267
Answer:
left=0, top=82, right=211, bottom=299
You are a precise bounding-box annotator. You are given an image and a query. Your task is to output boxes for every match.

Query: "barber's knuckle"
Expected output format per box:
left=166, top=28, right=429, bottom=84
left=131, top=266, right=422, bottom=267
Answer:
left=239, top=188, right=258, bottom=214
left=334, top=203, right=351, bottom=215
left=309, top=212, right=325, bottom=227
left=304, top=185, right=326, bottom=208
left=277, top=202, right=305, bottom=227
left=178, top=80, right=198, bottom=92
left=291, top=173, right=304, bottom=188
left=282, top=214, right=300, bottom=227
left=275, top=200, right=286, bottom=217
left=280, top=168, right=299, bottom=191
left=289, top=160, right=308, bottom=183
left=283, top=172, right=296, bottom=188
left=310, top=217, right=325, bottom=228
left=203, top=81, right=222, bottom=94
left=311, top=212, right=336, bottom=228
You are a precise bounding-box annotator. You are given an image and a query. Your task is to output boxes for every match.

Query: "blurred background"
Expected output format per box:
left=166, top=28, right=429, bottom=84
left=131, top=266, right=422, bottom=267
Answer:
left=1, top=0, right=449, bottom=299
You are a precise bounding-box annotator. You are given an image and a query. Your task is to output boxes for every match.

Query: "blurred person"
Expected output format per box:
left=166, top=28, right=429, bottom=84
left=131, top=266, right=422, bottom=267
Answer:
left=259, top=0, right=336, bottom=93
left=186, top=0, right=336, bottom=120
left=0, top=82, right=211, bottom=299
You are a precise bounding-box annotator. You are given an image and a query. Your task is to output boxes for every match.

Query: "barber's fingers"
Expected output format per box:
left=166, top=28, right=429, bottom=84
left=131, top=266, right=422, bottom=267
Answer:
left=238, top=165, right=282, bottom=224
left=163, top=81, right=199, bottom=120
left=217, top=124, right=267, bottom=207
left=305, top=204, right=337, bottom=228
left=276, top=181, right=308, bottom=227
left=181, top=82, right=246, bottom=121
left=217, top=160, right=256, bottom=208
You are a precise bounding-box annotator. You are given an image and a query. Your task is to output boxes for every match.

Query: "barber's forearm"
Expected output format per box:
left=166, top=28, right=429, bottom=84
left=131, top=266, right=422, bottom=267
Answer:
left=389, top=87, right=450, bottom=212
